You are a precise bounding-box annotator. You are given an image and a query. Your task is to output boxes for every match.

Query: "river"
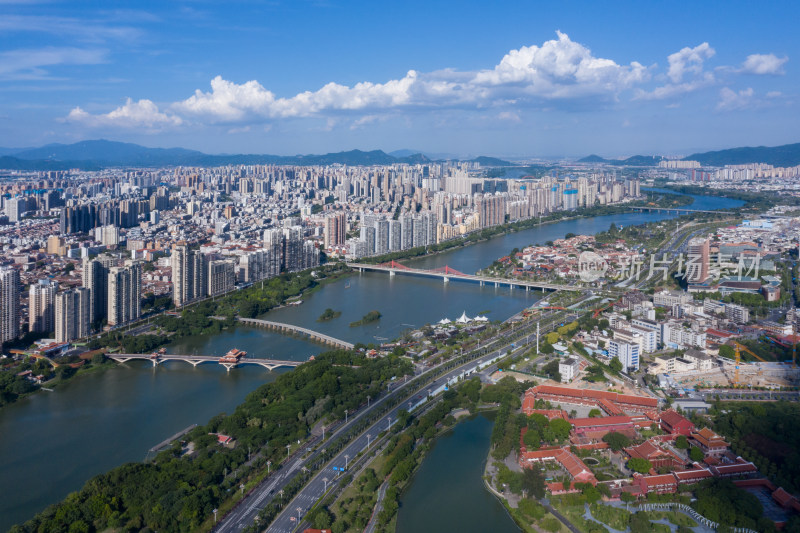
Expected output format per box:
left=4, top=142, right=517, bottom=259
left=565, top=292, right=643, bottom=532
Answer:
left=0, top=190, right=743, bottom=531
left=395, top=414, right=520, bottom=533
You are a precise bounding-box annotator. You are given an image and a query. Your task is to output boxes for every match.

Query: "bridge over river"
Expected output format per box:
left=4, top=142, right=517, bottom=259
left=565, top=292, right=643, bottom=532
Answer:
left=347, top=261, right=581, bottom=291
left=628, top=205, right=722, bottom=215
left=236, top=317, right=354, bottom=350
left=107, top=352, right=304, bottom=372
left=108, top=318, right=353, bottom=372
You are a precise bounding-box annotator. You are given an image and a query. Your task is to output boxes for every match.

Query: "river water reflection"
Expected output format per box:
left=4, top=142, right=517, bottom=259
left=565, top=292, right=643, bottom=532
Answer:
left=395, top=414, right=520, bottom=533
left=0, top=190, right=743, bottom=530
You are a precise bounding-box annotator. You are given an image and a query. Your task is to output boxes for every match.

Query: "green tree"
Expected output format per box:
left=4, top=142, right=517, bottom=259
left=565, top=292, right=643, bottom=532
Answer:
left=578, top=482, right=602, bottom=503
left=528, top=413, right=549, bottom=430
left=602, top=431, right=631, bottom=451
left=628, top=457, right=653, bottom=474
left=675, top=435, right=689, bottom=449
left=718, top=344, right=735, bottom=358
left=689, top=446, right=704, bottom=462
left=609, top=357, right=623, bottom=373
left=588, top=408, right=602, bottom=418
left=549, top=418, right=571, bottom=442
left=541, top=517, right=561, bottom=532
left=542, top=360, right=561, bottom=382
left=522, top=467, right=546, bottom=499
left=523, top=429, right=541, bottom=450
left=312, top=507, right=333, bottom=529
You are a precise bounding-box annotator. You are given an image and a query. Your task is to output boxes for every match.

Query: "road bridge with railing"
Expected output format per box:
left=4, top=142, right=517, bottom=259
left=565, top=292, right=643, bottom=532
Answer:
left=347, top=261, right=581, bottom=291
left=236, top=317, right=354, bottom=350
left=107, top=353, right=304, bottom=372
left=627, top=206, right=722, bottom=214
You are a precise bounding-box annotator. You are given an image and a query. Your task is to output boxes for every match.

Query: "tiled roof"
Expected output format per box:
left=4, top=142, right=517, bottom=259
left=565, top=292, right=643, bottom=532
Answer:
left=571, top=416, right=632, bottom=428
left=660, top=409, right=694, bottom=429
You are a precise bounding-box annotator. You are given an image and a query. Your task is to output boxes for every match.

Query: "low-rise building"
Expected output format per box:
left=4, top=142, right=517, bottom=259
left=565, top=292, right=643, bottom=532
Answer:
left=558, top=357, right=580, bottom=383
left=659, top=409, right=695, bottom=436
left=691, top=427, right=729, bottom=456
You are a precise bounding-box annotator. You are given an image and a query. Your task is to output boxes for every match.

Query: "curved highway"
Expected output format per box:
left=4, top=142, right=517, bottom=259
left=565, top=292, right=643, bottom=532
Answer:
left=214, top=308, right=568, bottom=533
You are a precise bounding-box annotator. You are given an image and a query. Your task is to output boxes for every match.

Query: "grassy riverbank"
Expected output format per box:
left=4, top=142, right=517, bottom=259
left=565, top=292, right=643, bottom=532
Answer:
left=315, top=377, right=527, bottom=533
left=10, top=348, right=414, bottom=533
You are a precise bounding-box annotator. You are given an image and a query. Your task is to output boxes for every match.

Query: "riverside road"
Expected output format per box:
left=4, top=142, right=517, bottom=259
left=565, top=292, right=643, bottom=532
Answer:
left=214, top=309, right=567, bottom=532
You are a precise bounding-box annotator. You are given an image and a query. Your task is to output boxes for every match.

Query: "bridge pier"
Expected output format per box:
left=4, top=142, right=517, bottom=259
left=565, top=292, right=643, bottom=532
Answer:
left=443, top=276, right=449, bottom=283
left=494, top=282, right=498, bottom=288
left=479, top=280, right=484, bottom=286
left=389, top=270, right=395, bottom=277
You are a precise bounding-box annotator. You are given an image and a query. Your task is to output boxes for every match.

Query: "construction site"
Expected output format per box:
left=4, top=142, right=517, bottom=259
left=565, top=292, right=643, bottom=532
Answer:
left=663, top=342, right=800, bottom=390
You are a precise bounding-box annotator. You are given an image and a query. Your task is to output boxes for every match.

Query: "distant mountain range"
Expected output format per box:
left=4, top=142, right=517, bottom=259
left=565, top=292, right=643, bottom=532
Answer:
left=683, top=143, right=800, bottom=167
left=578, top=142, right=800, bottom=168
left=577, top=154, right=664, bottom=166
left=4, top=139, right=796, bottom=171
left=0, top=140, right=513, bottom=170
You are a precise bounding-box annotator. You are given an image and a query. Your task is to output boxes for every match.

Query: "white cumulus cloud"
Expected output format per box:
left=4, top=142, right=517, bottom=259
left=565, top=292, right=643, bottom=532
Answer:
left=174, top=76, right=276, bottom=121
left=667, top=42, right=715, bottom=83
left=634, top=73, right=715, bottom=101
left=65, top=32, right=788, bottom=130
left=473, top=31, right=648, bottom=98
left=740, top=53, right=788, bottom=75
left=65, top=98, right=182, bottom=128
left=172, top=71, right=476, bottom=123
left=635, top=43, right=717, bottom=100
left=168, top=32, right=648, bottom=125
left=716, top=87, right=755, bottom=111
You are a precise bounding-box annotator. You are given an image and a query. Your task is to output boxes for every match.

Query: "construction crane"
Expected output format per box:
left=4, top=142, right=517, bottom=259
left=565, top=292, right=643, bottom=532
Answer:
left=732, top=341, right=768, bottom=386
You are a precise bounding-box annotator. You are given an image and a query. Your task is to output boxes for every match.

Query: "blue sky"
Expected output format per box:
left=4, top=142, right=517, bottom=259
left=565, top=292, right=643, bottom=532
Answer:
left=0, top=0, right=797, bottom=158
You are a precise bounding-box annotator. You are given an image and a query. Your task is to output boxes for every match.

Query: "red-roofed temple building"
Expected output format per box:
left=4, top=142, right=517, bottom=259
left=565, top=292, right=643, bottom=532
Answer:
left=659, top=409, right=695, bottom=436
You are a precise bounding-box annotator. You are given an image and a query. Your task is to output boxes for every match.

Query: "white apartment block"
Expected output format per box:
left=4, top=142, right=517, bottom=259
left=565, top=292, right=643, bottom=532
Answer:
left=559, top=357, right=580, bottom=383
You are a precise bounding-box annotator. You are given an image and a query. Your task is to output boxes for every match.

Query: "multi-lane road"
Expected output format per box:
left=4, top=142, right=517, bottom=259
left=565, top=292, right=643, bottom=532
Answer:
left=214, top=308, right=570, bottom=533
left=268, top=344, right=531, bottom=531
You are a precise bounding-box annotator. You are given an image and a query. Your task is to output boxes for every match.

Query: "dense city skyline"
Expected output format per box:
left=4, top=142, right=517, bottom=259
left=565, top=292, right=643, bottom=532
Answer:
left=1, top=1, right=797, bottom=157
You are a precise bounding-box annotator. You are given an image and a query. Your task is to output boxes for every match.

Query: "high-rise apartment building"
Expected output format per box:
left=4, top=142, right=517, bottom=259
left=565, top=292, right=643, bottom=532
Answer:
left=208, top=259, right=235, bottom=296
left=46, top=235, right=65, bottom=256
left=97, top=225, right=120, bottom=246
left=264, top=229, right=284, bottom=275
left=0, top=266, right=20, bottom=344
left=55, top=287, right=90, bottom=343
left=239, top=249, right=276, bottom=283
left=282, top=226, right=303, bottom=272
left=171, top=244, right=207, bottom=307
left=107, top=262, right=141, bottom=326
left=83, top=254, right=116, bottom=324
left=374, top=219, right=389, bottom=255
left=6, top=197, right=25, bottom=223
left=323, top=212, right=347, bottom=249
left=29, top=279, right=58, bottom=333
left=608, top=340, right=640, bottom=372
left=388, top=219, right=402, bottom=252
left=687, top=237, right=710, bottom=283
